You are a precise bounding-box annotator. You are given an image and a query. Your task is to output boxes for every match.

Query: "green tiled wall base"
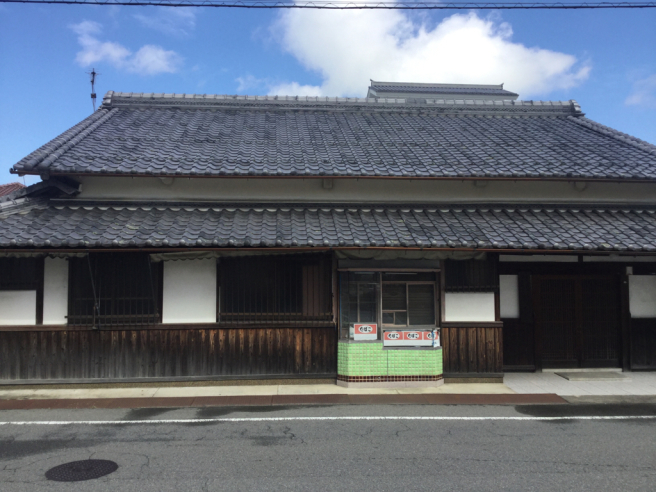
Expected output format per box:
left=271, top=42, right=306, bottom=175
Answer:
left=337, top=341, right=442, bottom=377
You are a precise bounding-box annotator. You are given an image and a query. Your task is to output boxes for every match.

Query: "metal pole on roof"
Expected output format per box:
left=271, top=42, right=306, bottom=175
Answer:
left=87, top=68, right=99, bottom=112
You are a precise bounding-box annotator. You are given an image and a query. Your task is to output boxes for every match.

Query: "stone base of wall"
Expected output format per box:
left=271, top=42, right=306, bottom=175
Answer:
left=337, top=341, right=443, bottom=388
left=336, top=375, right=444, bottom=388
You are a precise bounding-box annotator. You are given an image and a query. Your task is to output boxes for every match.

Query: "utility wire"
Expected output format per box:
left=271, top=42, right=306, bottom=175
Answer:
left=1, top=0, right=655, bottom=9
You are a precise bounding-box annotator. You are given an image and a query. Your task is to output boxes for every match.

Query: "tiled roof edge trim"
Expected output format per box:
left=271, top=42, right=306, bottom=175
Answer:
left=39, top=203, right=656, bottom=212
left=0, top=178, right=79, bottom=204
left=369, top=85, right=519, bottom=97
left=0, top=197, right=48, bottom=219
left=101, top=91, right=581, bottom=116
left=13, top=109, right=118, bottom=173
left=369, top=80, right=505, bottom=90
left=567, top=116, right=656, bottom=157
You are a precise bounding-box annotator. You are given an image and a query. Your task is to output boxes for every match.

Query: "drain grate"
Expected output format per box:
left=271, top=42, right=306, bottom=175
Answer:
left=45, top=459, right=118, bottom=482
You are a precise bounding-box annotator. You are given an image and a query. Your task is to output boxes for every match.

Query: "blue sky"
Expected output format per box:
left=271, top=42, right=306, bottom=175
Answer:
left=1, top=4, right=655, bottom=186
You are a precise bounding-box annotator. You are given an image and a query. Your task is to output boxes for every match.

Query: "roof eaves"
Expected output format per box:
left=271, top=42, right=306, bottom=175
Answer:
left=567, top=116, right=656, bottom=157
left=0, top=178, right=80, bottom=204
left=12, top=108, right=118, bottom=175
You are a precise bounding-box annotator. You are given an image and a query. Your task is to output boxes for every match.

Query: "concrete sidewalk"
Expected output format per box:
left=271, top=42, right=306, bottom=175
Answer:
left=1, top=371, right=655, bottom=409
left=0, top=382, right=513, bottom=401
left=504, top=371, right=656, bottom=396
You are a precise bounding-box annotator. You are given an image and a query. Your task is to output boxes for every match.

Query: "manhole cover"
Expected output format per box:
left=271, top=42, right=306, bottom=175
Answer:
left=45, top=459, right=118, bottom=482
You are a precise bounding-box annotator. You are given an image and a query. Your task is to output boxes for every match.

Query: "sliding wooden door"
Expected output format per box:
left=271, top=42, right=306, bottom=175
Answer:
left=533, top=275, right=621, bottom=369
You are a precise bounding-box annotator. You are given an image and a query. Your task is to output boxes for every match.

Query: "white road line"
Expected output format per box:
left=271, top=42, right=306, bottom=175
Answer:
left=0, top=416, right=655, bottom=425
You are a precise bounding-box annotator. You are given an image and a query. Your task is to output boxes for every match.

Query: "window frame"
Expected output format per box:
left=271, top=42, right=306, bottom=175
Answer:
left=67, top=253, right=162, bottom=328
left=0, top=257, right=44, bottom=326
left=339, top=269, right=441, bottom=340
left=217, top=253, right=333, bottom=326
left=381, top=279, right=437, bottom=329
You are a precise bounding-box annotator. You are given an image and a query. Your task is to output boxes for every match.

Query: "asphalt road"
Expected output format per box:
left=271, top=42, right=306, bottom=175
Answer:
left=1, top=404, right=655, bottom=491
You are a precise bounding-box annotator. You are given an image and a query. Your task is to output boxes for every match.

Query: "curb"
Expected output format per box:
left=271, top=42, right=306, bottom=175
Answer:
left=0, top=394, right=567, bottom=410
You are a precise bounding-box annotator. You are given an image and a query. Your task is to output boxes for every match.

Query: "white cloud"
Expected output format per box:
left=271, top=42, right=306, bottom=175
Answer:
left=268, top=10, right=590, bottom=98
left=269, top=82, right=324, bottom=97
left=625, top=74, right=656, bottom=109
left=70, top=20, right=183, bottom=75
left=236, top=74, right=266, bottom=93
left=127, top=45, right=183, bottom=75
left=133, top=8, right=196, bottom=37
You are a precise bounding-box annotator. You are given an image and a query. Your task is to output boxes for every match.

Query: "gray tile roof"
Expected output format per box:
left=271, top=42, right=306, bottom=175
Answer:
left=2, top=201, right=655, bottom=252
left=11, top=92, right=656, bottom=180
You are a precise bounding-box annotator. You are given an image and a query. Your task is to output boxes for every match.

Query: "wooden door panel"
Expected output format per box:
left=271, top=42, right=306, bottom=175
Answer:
left=534, top=275, right=621, bottom=369
left=538, top=278, right=578, bottom=367
left=581, top=278, right=621, bottom=367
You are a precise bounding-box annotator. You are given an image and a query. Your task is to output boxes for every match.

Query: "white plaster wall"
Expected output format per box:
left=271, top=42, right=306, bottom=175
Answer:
left=76, top=176, right=656, bottom=205
left=629, top=276, right=656, bottom=318
left=499, top=275, right=520, bottom=318
left=0, top=291, right=36, bottom=325
left=444, top=293, right=496, bottom=322
left=43, top=257, right=68, bottom=324
left=163, top=259, right=217, bottom=323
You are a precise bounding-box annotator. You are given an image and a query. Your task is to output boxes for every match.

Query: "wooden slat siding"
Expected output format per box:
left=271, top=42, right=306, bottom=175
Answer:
left=0, top=327, right=337, bottom=381
left=630, top=319, right=656, bottom=369
left=441, top=324, right=503, bottom=374
left=478, top=328, right=486, bottom=372
left=495, top=326, right=503, bottom=373
left=258, top=328, right=266, bottom=376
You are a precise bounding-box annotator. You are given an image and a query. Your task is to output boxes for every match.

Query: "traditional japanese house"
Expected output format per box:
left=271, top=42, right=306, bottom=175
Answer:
left=1, top=82, right=656, bottom=386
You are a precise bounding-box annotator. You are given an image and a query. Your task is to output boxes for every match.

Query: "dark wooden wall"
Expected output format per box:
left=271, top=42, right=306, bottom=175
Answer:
left=441, top=322, right=503, bottom=375
left=502, top=319, right=534, bottom=370
left=0, top=327, right=337, bottom=382
left=631, top=319, right=656, bottom=370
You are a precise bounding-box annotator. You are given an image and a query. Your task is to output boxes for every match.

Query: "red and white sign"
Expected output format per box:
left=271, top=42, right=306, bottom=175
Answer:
left=383, top=330, right=438, bottom=347
left=353, top=323, right=378, bottom=341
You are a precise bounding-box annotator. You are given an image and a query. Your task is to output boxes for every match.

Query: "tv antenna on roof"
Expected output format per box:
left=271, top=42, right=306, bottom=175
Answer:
left=87, top=68, right=100, bottom=111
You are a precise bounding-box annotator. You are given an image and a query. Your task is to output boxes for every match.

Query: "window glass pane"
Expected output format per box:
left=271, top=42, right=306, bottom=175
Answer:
left=68, top=254, right=159, bottom=327
left=339, top=272, right=379, bottom=339
left=0, top=258, right=40, bottom=290
left=394, top=311, right=407, bottom=325
left=358, top=284, right=377, bottom=323
left=221, top=254, right=331, bottom=324
left=382, top=312, right=394, bottom=324
left=352, top=272, right=377, bottom=282
left=383, top=273, right=435, bottom=282
left=408, top=284, right=435, bottom=325
left=359, top=283, right=376, bottom=303
left=382, top=284, right=407, bottom=310
left=341, top=275, right=359, bottom=326
left=445, top=259, right=498, bottom=292
left=339, top=273, right=354, bottom=337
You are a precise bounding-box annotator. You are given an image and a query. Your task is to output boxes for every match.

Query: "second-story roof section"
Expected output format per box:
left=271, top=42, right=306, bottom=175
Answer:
left=367, top=81, right=519, bottom=100
left=11, top=91, right=656, bottom=181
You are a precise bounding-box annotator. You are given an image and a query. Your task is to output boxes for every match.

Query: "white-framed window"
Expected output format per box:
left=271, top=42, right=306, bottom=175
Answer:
left=339, top=271, right=438, bottom=340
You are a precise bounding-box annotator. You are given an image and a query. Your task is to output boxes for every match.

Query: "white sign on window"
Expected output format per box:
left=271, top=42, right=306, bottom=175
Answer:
left=353, top=323, right=378, bottom=340
left=383, top=329, right=437, bottom=347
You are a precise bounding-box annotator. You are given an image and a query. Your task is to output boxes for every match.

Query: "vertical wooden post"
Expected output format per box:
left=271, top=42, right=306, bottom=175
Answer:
left=532, top=277, right=543, bottom=372
left=35, top=257, right=44, bottom=325
left=620, top=273, right=631, bottom=372
left=574, top=278, right=583, bottom=368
